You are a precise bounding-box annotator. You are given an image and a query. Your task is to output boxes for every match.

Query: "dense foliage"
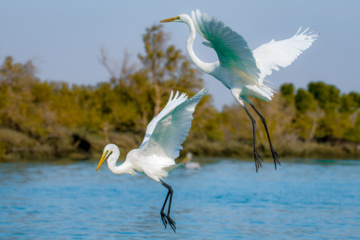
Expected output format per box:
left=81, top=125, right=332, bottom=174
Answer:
left=0, top=25, right=359, bottom=161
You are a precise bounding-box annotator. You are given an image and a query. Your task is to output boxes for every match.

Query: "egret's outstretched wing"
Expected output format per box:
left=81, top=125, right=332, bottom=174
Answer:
left=253, top=28, right=318, bottom=84
left=139, top=91, right=188, bottom=149
left=191, top=9, right=260, bottom=86
left=140, top=89, right=208, bottom=159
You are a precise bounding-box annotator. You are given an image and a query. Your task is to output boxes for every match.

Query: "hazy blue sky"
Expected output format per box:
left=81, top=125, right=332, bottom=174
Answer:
left=1, top=0, right=359, bottom=109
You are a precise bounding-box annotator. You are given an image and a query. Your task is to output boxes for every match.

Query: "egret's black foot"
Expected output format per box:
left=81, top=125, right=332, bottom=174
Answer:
left=166, top=215, right=176, bottom=233
left=254, top=150, right=263, bottom=172
left=160, top=212, right=168, bottom=228
left=271, top=149, right=281, bottom=170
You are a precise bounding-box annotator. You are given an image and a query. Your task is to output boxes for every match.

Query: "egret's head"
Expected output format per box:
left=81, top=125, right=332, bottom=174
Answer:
left=96, top=144, right=118, bottom=171
left=160, top=14, right=188, bottom=24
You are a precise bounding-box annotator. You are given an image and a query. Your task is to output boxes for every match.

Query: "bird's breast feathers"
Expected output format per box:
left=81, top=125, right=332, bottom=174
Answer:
left=213, top=65, right=260, bottom=89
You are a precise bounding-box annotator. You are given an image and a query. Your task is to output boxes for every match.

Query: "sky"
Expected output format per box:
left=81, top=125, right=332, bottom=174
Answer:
left=1, top=0, right=360, bottom=109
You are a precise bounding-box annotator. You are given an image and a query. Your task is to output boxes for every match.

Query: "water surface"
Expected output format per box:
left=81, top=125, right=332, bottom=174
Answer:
left=1, top=159, right=359, bottom=239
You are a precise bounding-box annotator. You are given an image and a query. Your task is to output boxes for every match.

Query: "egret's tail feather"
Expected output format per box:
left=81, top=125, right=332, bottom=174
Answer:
left=261, top=84, right=276, bottom=99
left=245, top=84, right=276, bottom=102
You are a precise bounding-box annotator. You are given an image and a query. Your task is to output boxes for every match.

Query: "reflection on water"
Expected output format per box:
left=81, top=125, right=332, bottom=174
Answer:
left=1, top=159, right=360, bottom=239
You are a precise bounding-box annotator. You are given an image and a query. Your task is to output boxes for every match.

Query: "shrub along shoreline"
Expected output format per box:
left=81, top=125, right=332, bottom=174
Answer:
left=1, top=127, right=358, bottom=163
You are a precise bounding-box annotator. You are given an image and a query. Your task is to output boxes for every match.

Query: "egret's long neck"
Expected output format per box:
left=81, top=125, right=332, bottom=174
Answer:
left=184, top=17, right=216, bottom=74
left=107, top=156, right=135, bottom=175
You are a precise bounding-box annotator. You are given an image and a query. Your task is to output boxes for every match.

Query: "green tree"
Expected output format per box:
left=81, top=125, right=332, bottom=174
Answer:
left=295, top=88, right=316, bottom=113
left=308, top=81, right=340, bottom=113
left=294, top=88, right=325, bottom=140
left=0, top=56, right=51, bottom=137
left=340, top=92, right=360, bottom=114
left=137, top=25, right=203, bottom=116
left=100, top=24, right=204, bottom=134
left=280, top=83, right=295, bottom=103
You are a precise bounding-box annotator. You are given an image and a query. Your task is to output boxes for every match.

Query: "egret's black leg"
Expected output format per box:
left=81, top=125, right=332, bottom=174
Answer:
left=160, top=181, right=176, bottom=232
left=160, top=190, right=170, bottom=228
left=242, top=105, right=263, bottom=172
left=247, top=101, right=281, bottom=170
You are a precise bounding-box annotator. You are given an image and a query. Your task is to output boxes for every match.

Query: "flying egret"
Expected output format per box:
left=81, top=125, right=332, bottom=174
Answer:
left=96, top=88, right=208, bottom=232
left=161, top=10, right=318, bottom=172
left=181, top=152, right=201, bottom=170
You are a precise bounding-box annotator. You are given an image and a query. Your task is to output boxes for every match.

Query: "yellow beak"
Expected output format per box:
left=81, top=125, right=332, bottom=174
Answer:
left=96, top=150, right=109, bottom=172
left=160, top=17, right=177, bottom=23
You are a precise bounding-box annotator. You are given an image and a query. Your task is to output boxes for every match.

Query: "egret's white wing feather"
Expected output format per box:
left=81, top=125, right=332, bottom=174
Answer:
left=253, top=28, right=318, bottom=84
left=191, top=9, right=260, bottom=86
left=139, top=91, right=188, bottom=149
left=140, top=89, right=208, bottom=159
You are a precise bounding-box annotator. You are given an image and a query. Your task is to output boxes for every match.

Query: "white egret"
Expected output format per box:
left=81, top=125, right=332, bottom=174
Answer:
left=161, top=10, right=318, bottom=172
left=181, top=152, right=201, bottom=170
left=96, top=88, right=208, bottom=232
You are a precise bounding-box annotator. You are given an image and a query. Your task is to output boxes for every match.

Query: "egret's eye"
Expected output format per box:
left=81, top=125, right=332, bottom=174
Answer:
left=176, top=16, right=180, bottom=20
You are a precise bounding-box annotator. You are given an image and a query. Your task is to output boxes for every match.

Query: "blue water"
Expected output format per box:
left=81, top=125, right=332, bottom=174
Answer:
left=1, top=159, right=360, bottom=239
